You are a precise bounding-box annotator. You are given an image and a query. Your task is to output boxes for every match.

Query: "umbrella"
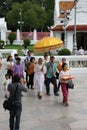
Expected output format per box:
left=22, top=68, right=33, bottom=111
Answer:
left=34, top=37, right=63, bottom=53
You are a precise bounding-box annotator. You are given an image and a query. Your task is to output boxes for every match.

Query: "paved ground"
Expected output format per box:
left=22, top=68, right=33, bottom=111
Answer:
left=0, top=59, right=87, bottom=130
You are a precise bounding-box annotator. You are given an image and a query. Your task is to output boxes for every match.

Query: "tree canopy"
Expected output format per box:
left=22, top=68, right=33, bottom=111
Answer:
left=0, top=0, right=54, bottom=31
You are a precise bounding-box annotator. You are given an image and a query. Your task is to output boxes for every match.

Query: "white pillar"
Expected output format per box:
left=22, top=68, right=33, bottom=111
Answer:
left=33, top=29, right=37, bottom=41
left=1, top=29, right=6, bottom=41
left=50, top=30, right=53, bottom=37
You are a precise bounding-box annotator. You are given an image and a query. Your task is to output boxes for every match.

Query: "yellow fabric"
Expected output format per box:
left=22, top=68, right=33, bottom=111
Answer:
left=57, top=62, right=63, bottom=71
left=34, top=37, right=63, bottom=53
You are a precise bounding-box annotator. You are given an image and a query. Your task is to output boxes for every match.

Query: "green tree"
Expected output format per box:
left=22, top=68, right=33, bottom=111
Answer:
left=6, top=0, right=54, bottom=31
left=23, top=9, right=38, bottom=31
left=6, top=3, right=21, bottom=31
left=8, top=32, right=16, bottom=45
left=0, top=0, right=13, bottom=17
left=33, top=4, right=47, bottom=31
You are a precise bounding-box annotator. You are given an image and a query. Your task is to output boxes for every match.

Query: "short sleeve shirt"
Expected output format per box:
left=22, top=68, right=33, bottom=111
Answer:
left=46, top=62, right=57, bottom=78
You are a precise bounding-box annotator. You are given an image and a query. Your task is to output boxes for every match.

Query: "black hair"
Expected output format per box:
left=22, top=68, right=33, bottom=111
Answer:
left=30, top=57, right=35, bottom=62
left=5, top=73, right=9, bottom=77
left=7, top=55, right=12, bottom=61
left=44, top=54, right=48, bottom=58
left=12, top=74, right=20, bottom=83
left=14, top=54, right=18, bottom=57
left=62, top=63, right=68, bottom=69
left=16, top=57, right=21, bottom=61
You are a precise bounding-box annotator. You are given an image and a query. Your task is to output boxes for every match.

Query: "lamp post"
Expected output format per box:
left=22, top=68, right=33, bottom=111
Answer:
left=73, top=0, right=78, bottom=55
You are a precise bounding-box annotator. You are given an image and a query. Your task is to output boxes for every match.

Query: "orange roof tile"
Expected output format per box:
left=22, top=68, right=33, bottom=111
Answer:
left=59, top=1, right=75, bottom=18
left=52, top=25, right=87, bottom=31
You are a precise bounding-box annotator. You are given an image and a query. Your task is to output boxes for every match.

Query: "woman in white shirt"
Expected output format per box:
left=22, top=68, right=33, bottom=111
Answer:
left=59, top=63, right=70, bottom=106
left=22, top=45, right=28, bottom=56
left=34, top=58, right=46, bottom=99
left=6, top=55, right=14, bottom=78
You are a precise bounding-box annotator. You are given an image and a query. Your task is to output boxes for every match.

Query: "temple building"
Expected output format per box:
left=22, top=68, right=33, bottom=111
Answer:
left=51, top=0, right=87, bottom=52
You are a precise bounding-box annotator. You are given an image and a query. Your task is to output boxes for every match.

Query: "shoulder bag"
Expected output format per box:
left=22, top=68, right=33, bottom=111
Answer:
left=67, top=80, right=74, bottom=89
left=3, top=84, right=20, bottom=111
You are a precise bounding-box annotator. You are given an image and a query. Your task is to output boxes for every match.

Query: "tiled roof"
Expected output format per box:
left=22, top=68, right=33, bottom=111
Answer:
left=52, top=25, right=87, bottom=31
left=59, top=1, right=75, bottom=18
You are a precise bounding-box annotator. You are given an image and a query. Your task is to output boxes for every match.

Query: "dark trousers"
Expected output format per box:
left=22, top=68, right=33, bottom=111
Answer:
left=45, top=77, right=58, bottom=94
left=28, top=73, right=34, bottom=88
left=25, top=71, right=29, bottom=88
left=9, top=105, right=22, bottom=130
left=57, top=81, right=60, bottom=91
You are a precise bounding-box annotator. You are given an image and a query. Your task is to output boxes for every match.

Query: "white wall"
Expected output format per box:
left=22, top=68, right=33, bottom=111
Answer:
left=67, top=32, right=73, bottom=52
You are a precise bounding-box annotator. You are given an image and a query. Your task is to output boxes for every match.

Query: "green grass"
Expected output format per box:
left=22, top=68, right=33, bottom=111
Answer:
left=5, top=45, right=34, bottom=56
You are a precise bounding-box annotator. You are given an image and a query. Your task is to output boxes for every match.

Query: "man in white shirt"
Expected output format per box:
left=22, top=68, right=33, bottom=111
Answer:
left=78, top=46, right=85, bottom=55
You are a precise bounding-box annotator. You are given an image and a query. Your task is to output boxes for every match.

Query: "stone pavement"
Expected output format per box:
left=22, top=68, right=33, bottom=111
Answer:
left=0, top=59, right=87, bottom=130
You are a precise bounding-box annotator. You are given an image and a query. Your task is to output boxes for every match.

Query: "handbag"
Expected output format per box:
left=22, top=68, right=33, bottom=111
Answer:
left=55, top=72, right=59, bottom=79
left=67, top=80, right=74, bottom=89
left=3, top=84, right=20, bottom=111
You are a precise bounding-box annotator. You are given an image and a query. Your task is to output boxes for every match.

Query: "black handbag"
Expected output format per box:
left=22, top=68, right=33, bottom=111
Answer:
left=3, top=84, right=20, bottom=111
left=55, top=72, right=59, bottom=79
left=3, top=99, right=17, bottom=111
left=67, top=80, right=74, bottom=89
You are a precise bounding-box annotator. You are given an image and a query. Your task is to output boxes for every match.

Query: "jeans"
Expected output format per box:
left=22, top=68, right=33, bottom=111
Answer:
left=45, top=77, right=58, bottom=94
left=9, top=105, right=22, bottom=130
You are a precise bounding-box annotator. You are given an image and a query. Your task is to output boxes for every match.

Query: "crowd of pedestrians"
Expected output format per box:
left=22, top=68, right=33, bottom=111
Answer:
left=1, top=50, right=74, bottom=130
left=3, top=51, right=73, bottom=104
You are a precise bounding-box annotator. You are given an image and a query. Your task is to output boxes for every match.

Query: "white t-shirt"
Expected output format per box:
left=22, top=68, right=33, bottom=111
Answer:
left=59, top=70, right=70, bottom=83
left=78, top=49, right=84, bottom=55
left=22, top=49, right=28, bottom=56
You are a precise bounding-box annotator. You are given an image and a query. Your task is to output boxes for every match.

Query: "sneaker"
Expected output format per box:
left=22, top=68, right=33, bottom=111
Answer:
left=31, top=87, right=34, bottom=90
left=46, top=93, right=51, bottom=96
left=38, top=95, right=42, bottom=99
left=54, top=93, right=59, bottom=96
left=63, top=102, right=69, bottom=106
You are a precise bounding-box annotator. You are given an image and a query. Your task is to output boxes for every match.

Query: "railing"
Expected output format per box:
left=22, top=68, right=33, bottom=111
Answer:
left=0, top=49, right=17, bottom=57
left=21, top=55, right=87, bottom=68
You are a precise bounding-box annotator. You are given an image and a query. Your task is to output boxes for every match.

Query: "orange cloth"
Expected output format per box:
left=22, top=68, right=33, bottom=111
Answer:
left=57, top=62, right=63, bottom=71
left=62, top=75, right=74, bottom=80
left=27, top=63, right=34, bottom=75
left=57, top=62, right=69, bottom=71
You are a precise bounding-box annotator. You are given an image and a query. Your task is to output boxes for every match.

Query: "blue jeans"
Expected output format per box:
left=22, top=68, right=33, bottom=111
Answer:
left=45, top=77, right=58, bottom=94
left=9, top=105, right=22, bottom=130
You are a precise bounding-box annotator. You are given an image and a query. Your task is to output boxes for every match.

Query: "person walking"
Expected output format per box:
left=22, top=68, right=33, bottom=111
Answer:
left=7, top=74, right=27, bottom=130
left=26, top=57, right=35, bottom=89
left=21, top=45, right=28, bottom=56
left=57, top=58, right=66, bottom=92
left=12, top=57, right=24, bottom=84
left=45, top=56, right=58, bottom=96
left=34, top=58, right=46, bottom=99
left=24, top=51, right=32, bottom=87
left=59, top=63, right=71, bottom=106
left=6, top=55, right=14, bottom=78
